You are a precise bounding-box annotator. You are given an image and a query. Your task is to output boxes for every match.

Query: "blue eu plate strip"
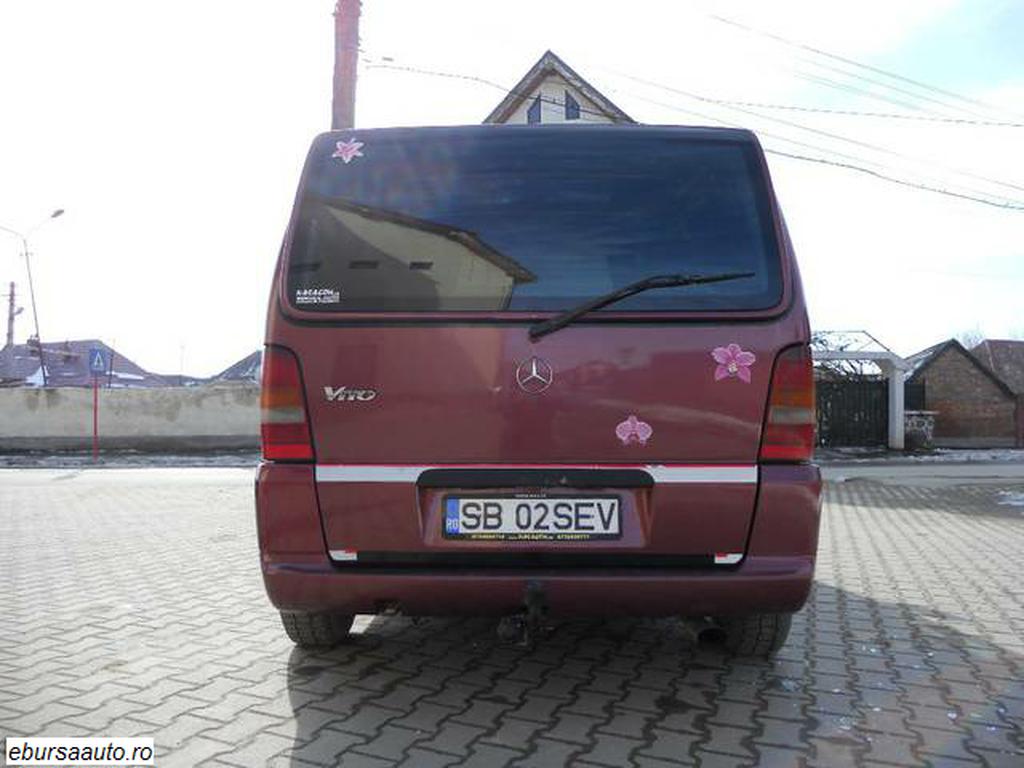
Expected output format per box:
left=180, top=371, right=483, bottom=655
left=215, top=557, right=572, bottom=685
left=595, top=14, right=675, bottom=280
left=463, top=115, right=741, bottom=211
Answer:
left=445, top=498, right=460, bottom=534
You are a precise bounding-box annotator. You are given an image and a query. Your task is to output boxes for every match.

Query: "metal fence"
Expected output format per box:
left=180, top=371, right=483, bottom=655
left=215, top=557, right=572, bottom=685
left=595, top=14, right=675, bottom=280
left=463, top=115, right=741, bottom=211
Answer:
left=816, top=380, right=928, bottom=447
left=816, top=380, right=888, bottom=446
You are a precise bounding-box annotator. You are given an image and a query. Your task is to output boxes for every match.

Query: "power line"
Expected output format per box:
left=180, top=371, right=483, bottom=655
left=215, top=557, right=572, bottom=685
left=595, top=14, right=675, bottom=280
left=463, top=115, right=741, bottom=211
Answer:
left=794, top=70, right=946, bottom=115
left=363, top=54, right=1024, bottom=212
left=364, top=60, right=508, bottom=96
left=698, top=93, right=1024, bottom=128
left=764, top=150, right=1024, bottom=210
left=709, top=14, right=1024, bottom=121
left=611, top=85, right=1024, bottom=210
left=794, top=57, right=990, bottom=120
left=363, top=60, right=611, bottom=123
left=610, top=69, right=1024, bottom=197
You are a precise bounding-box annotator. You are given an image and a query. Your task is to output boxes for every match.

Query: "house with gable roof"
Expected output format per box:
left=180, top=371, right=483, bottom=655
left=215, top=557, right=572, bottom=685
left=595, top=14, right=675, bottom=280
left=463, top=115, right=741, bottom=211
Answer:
left=210, top=350, right=262, bottom=385
left=483, top=50, right=634, bottom=125
left=0, top=339, right=169, bottom=389
left=905, top=339, right=1023, bottom=447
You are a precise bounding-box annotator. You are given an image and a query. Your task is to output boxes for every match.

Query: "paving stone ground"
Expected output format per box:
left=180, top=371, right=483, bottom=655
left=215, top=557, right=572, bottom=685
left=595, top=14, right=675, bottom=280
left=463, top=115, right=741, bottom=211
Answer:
left=0, top=467, right=1022, bottom=767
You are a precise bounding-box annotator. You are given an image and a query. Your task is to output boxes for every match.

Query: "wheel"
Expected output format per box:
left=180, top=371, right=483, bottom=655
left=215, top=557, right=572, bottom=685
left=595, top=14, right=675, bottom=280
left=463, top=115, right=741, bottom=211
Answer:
left=718, top=612, right=793, bottom=657
left=279, top=610, right=354, bottom=648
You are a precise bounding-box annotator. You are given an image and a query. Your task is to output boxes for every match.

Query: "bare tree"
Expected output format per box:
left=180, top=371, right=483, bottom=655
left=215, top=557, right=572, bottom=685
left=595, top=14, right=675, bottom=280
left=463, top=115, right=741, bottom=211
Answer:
left=956, top=326, right=984, bottom=349
left=810, top=331, right=882, bottom=379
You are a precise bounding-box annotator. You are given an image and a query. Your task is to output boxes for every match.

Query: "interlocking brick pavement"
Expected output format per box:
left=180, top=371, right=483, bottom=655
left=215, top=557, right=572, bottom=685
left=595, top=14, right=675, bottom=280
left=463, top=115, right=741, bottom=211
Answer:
left=0, top=467, right=1022, bottom=766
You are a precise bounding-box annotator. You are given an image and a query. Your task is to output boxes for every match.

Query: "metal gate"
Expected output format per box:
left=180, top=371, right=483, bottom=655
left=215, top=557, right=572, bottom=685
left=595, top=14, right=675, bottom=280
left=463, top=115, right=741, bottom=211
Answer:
left=816, top=380, right=888, bottom=446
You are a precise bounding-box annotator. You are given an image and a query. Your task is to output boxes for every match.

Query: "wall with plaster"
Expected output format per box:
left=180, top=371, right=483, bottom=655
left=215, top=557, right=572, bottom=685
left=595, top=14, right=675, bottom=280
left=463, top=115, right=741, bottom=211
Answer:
left=0, top=386, right=260, bottom=451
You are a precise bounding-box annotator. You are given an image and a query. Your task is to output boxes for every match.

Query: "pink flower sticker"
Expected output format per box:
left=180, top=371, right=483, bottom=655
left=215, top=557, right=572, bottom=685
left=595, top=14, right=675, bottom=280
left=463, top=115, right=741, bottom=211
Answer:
left=712, top=343, right=756, bottom=383
left=615, top=415, right=653, bottom=446
left=331, top=138, right=365, bottom=164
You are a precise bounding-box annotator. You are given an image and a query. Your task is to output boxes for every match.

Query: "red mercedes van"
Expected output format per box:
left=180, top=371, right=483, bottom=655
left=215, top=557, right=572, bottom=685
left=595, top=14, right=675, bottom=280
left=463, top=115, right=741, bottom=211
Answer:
left=257, top=125, right=821, bottom=657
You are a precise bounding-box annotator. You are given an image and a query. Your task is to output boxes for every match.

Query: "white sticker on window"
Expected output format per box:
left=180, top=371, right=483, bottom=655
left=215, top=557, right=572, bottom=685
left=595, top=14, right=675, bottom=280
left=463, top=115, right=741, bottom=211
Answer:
left=295, top=287, right=341, bottom=305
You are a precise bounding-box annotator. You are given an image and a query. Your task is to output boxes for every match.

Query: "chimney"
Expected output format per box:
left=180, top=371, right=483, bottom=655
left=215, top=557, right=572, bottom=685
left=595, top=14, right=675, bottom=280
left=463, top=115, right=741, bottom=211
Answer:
left=332, top=0, right=362, bottom=129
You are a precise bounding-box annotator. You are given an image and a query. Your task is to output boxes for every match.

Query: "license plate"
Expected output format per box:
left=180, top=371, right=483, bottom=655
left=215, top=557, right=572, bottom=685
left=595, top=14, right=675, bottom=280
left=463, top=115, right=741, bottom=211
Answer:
left=443, top=495, right=621, bottom=541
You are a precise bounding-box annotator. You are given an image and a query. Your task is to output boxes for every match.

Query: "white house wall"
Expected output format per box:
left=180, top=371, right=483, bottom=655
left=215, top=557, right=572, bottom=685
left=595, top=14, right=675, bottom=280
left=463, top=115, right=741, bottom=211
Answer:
left=330, top=208, right=518, bottom=311
left=504, top=73, right=614, bottom=124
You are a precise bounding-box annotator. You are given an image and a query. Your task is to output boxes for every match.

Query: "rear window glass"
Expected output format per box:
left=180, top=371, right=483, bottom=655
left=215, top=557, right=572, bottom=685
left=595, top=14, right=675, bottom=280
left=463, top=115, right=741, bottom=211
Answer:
left=287, top=128, right=782, bottom=313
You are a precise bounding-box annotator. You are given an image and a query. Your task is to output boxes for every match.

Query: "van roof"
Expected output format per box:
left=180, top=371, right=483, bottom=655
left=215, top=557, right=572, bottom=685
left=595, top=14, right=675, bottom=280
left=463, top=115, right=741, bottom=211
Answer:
left=312, top=124, right=762, bottom=146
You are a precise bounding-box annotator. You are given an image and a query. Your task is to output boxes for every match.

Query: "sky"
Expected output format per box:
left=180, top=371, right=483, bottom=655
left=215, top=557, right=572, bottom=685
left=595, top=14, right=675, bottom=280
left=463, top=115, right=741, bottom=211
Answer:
left=0, top=0, right=1022, bottom=376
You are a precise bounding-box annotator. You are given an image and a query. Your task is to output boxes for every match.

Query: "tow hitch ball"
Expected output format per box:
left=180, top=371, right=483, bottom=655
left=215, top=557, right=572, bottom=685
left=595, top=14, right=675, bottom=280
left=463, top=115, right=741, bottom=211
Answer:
left=497, top=582, right=547, bottom=647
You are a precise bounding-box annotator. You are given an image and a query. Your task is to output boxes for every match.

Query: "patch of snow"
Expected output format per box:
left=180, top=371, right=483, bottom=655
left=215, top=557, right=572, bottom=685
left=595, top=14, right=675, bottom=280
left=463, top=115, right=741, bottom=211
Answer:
left=820, top=447, right=1024, bottom=464
left=24, top=365, right=45, bottom=387
left=921, top=449, right=1024, bottom=463
left=997, top=491, right=1024, bottom=507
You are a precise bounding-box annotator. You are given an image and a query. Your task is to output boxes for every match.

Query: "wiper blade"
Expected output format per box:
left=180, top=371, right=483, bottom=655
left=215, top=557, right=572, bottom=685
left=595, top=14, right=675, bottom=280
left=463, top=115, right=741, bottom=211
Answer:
left=528, top=271, right=755, bottom=341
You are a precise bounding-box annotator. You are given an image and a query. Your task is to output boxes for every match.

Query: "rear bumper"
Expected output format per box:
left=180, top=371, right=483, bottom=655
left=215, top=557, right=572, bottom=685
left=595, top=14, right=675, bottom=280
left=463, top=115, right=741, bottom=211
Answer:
left=255, top=462, right=821, bottom=617
left=262, top=555, right=814, bottom=617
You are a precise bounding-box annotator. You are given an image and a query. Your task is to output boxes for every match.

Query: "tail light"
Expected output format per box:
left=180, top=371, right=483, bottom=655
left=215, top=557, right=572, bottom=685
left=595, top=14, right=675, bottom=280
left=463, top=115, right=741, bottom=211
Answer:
left=760, top=344, right=815, bottom=462
left=260, top=346, right=313, bottom=461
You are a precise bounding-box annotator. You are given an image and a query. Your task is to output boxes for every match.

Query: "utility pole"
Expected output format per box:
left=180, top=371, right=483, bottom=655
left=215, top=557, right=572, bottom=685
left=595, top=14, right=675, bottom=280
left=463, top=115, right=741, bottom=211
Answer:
left=1, top=209, right=64, bottom=385
left=5, top=282, right=20, bottom=349
left=23, top=239, right=48, bottom=385
left=332, top=0, right=362, bottom=129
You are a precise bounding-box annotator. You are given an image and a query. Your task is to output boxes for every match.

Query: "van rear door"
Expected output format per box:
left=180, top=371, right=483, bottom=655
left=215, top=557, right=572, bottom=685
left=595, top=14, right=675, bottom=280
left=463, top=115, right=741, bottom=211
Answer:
left=274, top=126, right=801, bottom=562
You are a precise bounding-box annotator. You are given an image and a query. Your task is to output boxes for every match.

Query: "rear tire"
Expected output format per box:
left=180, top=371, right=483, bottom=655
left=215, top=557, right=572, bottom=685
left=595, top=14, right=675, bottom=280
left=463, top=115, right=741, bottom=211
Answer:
left=718, top=612, right=793, bottom=657
left=280, top=611, right=354, bottom=648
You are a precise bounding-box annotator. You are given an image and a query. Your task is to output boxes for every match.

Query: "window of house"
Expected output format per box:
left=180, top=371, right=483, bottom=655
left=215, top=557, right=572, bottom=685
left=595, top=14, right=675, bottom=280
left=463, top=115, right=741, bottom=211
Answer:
left=527, top=95, right=542, bottom=124
left=565, top=91, right=580, bottom=121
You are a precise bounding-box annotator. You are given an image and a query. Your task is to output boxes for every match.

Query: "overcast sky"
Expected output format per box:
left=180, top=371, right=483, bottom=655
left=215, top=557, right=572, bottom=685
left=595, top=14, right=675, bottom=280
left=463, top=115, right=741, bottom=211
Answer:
left=1, top=0, right=1022, bottom=376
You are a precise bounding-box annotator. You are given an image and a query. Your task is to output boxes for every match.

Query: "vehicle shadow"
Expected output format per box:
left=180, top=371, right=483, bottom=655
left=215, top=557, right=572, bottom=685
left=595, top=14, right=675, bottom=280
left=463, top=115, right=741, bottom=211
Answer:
left=281, top=583, right=1023, bottom=767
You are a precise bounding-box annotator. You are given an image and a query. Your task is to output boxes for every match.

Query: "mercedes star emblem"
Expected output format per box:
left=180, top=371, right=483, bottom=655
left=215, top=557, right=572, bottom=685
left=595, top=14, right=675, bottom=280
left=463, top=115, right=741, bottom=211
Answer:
left=515, top=357, right=554, bottom=394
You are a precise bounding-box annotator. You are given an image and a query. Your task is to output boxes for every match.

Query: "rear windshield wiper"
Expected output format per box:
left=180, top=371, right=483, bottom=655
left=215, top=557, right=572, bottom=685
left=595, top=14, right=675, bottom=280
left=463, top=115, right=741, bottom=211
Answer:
left=528, top=271, right=755, bottom=341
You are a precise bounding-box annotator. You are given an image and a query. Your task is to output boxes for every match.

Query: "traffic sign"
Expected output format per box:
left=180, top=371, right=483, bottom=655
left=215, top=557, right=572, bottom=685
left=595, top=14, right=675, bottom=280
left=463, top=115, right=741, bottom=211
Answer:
left=89, top=347, right=110, bottom=376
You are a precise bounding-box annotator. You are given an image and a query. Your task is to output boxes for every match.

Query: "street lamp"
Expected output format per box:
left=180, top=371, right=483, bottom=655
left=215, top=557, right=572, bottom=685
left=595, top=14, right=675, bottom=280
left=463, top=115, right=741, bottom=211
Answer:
left=0, top=208, right=64, bottom=386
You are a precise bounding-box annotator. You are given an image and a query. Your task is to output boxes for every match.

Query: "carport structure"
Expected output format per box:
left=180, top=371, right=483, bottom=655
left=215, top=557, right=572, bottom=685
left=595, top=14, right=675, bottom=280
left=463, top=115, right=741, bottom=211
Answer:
left=812, top=332, right=911, bottom=450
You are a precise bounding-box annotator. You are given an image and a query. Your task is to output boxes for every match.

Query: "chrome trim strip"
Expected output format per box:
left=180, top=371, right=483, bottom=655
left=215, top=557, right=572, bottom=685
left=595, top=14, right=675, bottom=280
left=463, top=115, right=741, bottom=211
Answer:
left=318, top=466, right=426, bottom=483
left=315, top=465, right=757, bottom=484
left=646, top=465, right=757, bottom=484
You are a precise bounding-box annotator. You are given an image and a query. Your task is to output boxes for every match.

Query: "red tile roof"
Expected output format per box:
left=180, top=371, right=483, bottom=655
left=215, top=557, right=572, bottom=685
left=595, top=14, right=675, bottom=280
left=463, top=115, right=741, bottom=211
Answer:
left=972, top=339, right=1024, bottom=395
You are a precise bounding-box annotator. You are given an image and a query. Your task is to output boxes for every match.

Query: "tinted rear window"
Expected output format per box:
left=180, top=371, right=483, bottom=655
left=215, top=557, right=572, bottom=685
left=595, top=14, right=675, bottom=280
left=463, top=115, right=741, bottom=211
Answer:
left=287, top=127, right=782, bottom=313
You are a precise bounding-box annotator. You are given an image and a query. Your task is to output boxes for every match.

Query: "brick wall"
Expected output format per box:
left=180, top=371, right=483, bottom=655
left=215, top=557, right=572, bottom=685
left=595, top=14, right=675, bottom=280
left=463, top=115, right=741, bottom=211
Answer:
left=916, top=347, right=1017, bottom=446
